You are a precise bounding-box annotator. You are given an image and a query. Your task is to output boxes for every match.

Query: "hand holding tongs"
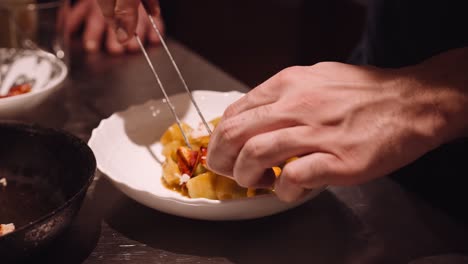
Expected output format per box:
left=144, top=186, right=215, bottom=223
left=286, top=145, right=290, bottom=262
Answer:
left=135, top=0, right=211, bottom=149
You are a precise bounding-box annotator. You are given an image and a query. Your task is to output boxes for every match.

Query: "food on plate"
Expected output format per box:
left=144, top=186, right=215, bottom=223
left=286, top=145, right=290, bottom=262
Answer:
left=0, top=83, right=32, bottom=98
left=0, top=223, right=15, bottom=236
left=0, top=177, right=15, bottom=236
left=160, top=117, right=276, bottom=200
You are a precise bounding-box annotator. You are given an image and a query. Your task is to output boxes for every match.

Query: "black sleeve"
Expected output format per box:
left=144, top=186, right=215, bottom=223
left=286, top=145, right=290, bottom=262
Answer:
left=355, top=0, right=468, bottom=68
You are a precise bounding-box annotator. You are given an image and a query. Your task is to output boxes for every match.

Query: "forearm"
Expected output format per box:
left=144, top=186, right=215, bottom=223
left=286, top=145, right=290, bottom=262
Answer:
left=398, top=47, right=468, bottom=144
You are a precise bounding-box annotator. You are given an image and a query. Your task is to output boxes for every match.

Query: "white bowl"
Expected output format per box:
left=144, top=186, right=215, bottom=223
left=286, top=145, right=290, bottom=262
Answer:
left=88, top=90, right=324, bottom=220
left=0, top=48, right=68, bottom=117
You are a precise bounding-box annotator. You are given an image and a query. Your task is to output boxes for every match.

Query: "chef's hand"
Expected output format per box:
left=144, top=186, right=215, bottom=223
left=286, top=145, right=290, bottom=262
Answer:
left=206, top=48, right=468, bottom=202
left=68, top=0, right=163, bottom=54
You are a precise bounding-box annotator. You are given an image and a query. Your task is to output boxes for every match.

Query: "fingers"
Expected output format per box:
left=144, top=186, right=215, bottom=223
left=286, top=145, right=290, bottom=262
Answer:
left=126, top=5, right=164, bottom=50
left=147, top=12, right=164, bottom=44
left=97, top=0, right=139, bottom=43
left=125, top=5, right=148, bottom=52
left=94, top=0, right=162, bottom=52
left=232, top=126, right=319, bottom=188
left=106, top=26, right=125, bottom=54
left=207, top=72, right=298, bottom=176
left=83, top=7, right=106, bottom=52
left=207, top=103, right=298, bottom=176
left=96, top=0, right=116, bottom=21
left=113, top=0, right=140, bottom=42
left=274, top=174, right=306, bottom=202
left=274, top=153, right=338, bottom=202
left=222, top=66, right=307, bottom=119
left=222, top=79, right=281, bottom=119
left=227, top=125, right=340, bottom=203
left=68, top=0, right=91, bottom=34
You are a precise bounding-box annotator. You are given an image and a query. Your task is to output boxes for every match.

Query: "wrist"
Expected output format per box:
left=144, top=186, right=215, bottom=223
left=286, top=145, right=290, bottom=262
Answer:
left=396, top=48, right=468, bottom=145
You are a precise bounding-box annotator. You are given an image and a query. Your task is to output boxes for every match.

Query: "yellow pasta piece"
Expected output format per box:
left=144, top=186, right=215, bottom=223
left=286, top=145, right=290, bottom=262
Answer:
left=162, top=140, right=182, bottom=160
left=247, top=188, right=256, bottom=197
left=189, top=135, right=210, bottom=150
left=286, top=156, right=299, bottom=163
left=160, top=117, right=277, bottom=200
left=162, top=157, right=181, bottom=186
left=186, top=171, right=218, bottom=199
left=160, top=123, right=193, bottom=145
left=215, top=176, right=247, bottom=200
left=209, top=117, right=222, bottom=127
left=272, top=166, right=282, bottom=177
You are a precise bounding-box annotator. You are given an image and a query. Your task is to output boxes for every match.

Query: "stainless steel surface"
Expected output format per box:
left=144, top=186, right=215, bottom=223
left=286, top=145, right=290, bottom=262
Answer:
left=144, top=8, right=212, bottom=135
left=15, top=39, right=468, bottom=264
left=134, top=34, right=192, bottom=148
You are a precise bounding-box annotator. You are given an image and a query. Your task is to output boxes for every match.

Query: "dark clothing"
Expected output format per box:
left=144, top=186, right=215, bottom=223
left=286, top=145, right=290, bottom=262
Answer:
left=353, top=0, right=468, bottom=223
left=353, top=0, right=468, bottom=67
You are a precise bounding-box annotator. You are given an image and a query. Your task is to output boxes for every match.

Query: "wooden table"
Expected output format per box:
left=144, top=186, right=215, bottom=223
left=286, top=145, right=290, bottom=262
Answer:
left=20, top=40, right=468, bottom=264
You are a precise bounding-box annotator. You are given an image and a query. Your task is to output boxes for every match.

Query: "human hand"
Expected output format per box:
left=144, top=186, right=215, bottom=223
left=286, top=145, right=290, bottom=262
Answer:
left=206, top=60, right=468, bottom=202
left=68, top=0, right=163, bottom=54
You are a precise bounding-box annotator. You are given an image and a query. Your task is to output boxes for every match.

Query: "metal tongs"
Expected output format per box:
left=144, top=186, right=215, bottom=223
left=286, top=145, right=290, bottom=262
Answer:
left=135, top=0, right=211, bottom=149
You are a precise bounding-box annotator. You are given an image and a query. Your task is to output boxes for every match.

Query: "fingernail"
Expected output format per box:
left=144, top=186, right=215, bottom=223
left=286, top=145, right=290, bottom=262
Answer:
left=85, top=41, right=98, bottom=51
left=116, top=27, right=129, bottom=43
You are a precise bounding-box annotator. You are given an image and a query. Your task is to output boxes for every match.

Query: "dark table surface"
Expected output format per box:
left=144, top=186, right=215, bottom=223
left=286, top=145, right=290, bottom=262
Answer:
left=15, top=40, right=468, bottom=264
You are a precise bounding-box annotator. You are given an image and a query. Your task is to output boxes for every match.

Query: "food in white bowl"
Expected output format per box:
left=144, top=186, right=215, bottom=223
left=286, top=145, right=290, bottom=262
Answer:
left=88, top=90, right=324, bottom=220
left=160, top=118, right=277, bottom=200
left=0, top=48, right=68, bottom=116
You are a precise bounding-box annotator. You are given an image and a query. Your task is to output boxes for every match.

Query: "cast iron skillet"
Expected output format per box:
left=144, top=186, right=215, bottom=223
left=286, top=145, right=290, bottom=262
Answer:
left=0, top=122, right=96, bottom=262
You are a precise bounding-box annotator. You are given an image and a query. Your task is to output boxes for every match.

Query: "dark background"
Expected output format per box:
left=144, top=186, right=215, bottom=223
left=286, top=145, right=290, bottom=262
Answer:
left=161, top=0, right=367, bottom=87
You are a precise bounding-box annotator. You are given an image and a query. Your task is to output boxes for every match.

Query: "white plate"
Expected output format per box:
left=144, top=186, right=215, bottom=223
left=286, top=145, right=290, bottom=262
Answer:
left=88, top=90, right=324, bottom=220
left=0, top=48, right=68, bottom=117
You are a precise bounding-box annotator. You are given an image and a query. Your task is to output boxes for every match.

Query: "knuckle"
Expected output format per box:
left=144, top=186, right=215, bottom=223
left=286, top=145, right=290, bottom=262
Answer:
left=281, top=165, right=304, bottom=185
left=312, top=61, right=340, bottom=70
left=294, top=94, right=316, bottom=112
left=223, top=103, right=239, bottom=119
left=235, top=175, right=254, bottom=188
left=242, top=138, right=267, bottom=160
left=275, top=177, right=303, bottom=202
left=252, top=103, right=273, bottom=121
left=267, top=130, right=290, bottom=156
left=206, top=152, right=233, bottom=177
left=217, top=118, right=239, bottom=143
left=276, top=66, right=305, bottom=85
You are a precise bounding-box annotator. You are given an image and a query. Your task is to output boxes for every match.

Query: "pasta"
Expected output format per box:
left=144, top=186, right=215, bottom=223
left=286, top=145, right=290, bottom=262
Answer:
left=160, top=118, right=274, bottom=200
left=0, top=223, right=15, bottom=236
left=0, top=178, right=15, bottom=236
